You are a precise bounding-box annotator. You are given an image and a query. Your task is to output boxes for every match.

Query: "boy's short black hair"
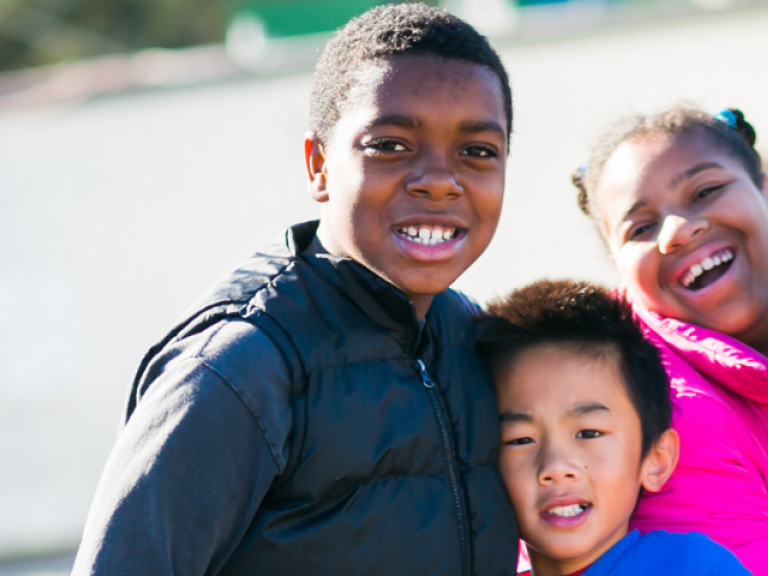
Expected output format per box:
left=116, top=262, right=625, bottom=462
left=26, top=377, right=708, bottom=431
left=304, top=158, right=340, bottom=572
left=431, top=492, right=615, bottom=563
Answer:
left=475, top=279, right=671, bottom=458
left=310, top=2, right=512, bottom=147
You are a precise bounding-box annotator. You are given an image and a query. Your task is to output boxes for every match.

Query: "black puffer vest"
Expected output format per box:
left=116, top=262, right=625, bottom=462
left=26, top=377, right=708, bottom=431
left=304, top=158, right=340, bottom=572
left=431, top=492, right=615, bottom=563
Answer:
left=127, top=221, right=518, bottom=575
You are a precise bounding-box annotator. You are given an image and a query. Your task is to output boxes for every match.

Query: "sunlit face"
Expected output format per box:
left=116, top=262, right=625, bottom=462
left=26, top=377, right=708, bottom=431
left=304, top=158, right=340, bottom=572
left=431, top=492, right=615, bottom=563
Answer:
left=497, top=345, right=651, bottom=576
left=595, top=132, right=768, bottom=354
left=306, top=55, right=508, bottom=318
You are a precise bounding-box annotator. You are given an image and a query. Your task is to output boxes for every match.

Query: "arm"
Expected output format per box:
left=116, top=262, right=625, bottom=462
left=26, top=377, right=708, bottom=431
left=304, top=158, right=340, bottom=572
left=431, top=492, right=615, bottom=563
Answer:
left=72, top=321, right=293, bottom=576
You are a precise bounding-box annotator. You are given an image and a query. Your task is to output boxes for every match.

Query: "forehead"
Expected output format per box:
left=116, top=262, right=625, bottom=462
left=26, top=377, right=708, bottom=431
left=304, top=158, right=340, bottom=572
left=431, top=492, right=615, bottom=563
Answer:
left=339, top=54, right=506, bottom=125
left=498, top=344, right=633, bottom=414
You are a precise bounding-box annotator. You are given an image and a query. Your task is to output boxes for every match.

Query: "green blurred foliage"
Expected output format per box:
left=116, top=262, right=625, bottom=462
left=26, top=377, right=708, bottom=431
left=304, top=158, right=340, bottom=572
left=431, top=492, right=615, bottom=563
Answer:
left=234, top=0, right=437, bottom=38
left=0, top=0, right=438, bottom=72
left=0, top=0, right=234, bottom=71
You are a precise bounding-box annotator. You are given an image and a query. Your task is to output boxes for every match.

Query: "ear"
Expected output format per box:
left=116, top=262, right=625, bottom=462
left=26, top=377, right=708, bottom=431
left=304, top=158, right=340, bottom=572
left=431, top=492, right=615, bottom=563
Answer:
left=639, top=428, right=680, bottom=493
left=304, top=132, right=329, bottom=203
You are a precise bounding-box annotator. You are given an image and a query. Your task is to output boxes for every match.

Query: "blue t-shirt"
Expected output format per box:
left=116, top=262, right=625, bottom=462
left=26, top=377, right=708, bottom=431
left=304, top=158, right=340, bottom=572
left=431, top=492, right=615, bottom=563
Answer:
left=582, top=530, right=750, bottom=575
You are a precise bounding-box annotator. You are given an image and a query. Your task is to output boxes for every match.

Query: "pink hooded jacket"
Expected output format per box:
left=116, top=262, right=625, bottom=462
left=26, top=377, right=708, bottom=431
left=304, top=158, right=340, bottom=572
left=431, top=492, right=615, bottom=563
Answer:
left=629, top=302, right=768, bottom=575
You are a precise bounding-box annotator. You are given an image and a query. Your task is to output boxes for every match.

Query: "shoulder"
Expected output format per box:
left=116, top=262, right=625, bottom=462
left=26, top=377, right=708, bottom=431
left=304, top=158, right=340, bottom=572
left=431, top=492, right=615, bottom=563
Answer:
left=428, top=289, right=482, bottom=349
left=439, top=288, right=483, bottom=317
left=636, top=531, right=750, bottom=573
left=138, top=318, right=295, bottom=468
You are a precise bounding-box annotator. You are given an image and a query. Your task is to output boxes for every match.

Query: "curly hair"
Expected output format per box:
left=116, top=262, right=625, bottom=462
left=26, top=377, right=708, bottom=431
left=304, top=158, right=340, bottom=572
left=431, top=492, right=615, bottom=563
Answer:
left=475, top=279, right=671, bottom=457
left=309, top=2, right=512, bottom=147
left=572, top=107, right=762, bottom=225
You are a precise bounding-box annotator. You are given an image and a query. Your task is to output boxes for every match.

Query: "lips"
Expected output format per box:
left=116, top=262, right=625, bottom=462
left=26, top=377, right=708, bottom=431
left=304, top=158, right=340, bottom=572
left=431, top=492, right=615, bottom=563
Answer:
left=678, top=248, right=735, bottom=290
left=539, top=497, right=592, bottom=528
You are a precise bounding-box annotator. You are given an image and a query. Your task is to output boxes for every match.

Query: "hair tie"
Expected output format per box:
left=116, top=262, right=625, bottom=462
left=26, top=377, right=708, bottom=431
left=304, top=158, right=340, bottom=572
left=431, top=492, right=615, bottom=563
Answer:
left=714, top=108, right=757, bottom=147
left=714, top=109, right=737, bottom=128
left=572, top=163, right=590, bottom=215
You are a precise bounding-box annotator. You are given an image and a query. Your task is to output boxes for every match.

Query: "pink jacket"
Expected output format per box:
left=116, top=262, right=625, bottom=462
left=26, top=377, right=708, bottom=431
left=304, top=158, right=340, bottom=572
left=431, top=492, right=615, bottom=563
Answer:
left=629, top=302, right=768, bottom=575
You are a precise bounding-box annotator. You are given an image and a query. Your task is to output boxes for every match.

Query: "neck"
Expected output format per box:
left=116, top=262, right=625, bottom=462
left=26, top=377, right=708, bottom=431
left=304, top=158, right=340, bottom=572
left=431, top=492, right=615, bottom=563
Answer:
left=411, top=294, right=434, bottom=321
left=529, top=551, right=589, bottom=576
left=734, top=317, right=768, bottom=358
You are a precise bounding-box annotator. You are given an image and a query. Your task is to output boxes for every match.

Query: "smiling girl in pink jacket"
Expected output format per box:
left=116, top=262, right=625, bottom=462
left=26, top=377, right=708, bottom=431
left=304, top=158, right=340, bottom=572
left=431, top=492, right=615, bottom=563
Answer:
left=572, top=107, right=768, bottom=575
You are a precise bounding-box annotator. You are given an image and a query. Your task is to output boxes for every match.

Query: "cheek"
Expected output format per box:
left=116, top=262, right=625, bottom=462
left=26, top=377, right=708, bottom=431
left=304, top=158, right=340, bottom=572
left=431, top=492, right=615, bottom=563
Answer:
left=498, top=450, right=532, bottom=507
left=616, top=245, right=661, bottom=297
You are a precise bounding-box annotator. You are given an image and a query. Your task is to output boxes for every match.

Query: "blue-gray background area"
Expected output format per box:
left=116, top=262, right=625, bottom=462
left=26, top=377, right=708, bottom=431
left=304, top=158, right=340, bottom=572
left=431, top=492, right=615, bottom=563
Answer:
left=2, top=4, right=768, bottom=573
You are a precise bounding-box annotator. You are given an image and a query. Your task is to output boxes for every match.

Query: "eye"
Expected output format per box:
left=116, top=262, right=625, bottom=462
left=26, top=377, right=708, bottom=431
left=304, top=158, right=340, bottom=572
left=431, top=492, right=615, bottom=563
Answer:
left=695, top=184, right=724, bottom=201
left=460, top=144, right=498, bottom=158
left=364, top=138, right=408, bottom=153
left=576, top=430, right=602, bottom=439
left=627, top=223, right=654, bottom=241
left=505, top=436, right=535, bottom=446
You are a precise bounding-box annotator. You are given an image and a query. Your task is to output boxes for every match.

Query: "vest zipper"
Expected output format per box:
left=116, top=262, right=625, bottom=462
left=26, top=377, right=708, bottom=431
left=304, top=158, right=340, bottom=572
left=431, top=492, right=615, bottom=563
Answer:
left=414, top=359, right=470, bottom=576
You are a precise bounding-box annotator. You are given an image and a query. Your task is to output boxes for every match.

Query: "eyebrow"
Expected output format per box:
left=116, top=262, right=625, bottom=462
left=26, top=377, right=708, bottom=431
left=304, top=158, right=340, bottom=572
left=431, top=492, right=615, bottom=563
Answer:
left=670, top=161, right=724, bottom=186
left=567, top=402, right=609, bottom=417
left=621, top=199, right=647, bottom=222
left=367, top=115, right=505, bottom=139
left=499, top=412, right=533, bottom=424
left=457, top=120, right=507, bottom=139
left=368, top=114, right=420, bottom=130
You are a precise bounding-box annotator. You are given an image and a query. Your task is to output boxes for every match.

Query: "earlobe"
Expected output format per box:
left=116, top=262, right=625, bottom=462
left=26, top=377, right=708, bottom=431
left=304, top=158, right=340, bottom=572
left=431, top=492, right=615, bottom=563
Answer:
left=639, top=428, right=680, bottom=493
left=304, top=132, right=329, bottom=203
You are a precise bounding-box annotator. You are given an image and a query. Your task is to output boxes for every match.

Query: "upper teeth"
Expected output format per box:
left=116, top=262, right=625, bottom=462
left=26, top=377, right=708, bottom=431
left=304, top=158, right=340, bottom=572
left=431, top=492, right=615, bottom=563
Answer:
left=680, top=249, right=734, bottom=288
left=396, top=225, right=457, bottom=246
left=547, top=504, right=588, bottom=517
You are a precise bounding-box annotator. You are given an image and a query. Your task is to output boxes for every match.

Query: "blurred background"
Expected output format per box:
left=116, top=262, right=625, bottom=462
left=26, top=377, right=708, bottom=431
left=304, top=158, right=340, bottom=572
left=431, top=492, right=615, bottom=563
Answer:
left=1, top=0, right=767, bottom=573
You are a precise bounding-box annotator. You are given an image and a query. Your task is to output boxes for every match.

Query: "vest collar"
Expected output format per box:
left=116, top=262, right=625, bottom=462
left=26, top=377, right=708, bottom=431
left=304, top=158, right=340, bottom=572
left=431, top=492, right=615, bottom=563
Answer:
left=289, top=221, right=427, bottom=357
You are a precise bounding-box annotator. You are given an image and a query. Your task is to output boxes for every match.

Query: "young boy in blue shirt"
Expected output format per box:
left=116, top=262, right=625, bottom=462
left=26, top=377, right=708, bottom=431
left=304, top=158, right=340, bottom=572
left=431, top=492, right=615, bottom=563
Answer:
left=72, top=4, right=519, bottom=575
left=475, top=280, right=751, bottom=576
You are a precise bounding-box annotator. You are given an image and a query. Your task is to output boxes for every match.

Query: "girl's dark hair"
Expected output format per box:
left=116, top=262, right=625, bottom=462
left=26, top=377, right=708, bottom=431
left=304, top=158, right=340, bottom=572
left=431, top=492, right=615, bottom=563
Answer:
left=309, top=2, right=513, bottom=147
left=475, top=279, right=671, bottom=458
left=573, top=106, right=762, bottom=222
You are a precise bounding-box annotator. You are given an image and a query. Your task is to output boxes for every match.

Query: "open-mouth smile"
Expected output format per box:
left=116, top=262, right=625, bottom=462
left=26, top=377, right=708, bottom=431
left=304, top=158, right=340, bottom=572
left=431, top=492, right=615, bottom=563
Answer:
left=679, top=248, right=735, bottom=291
left=394, top=224, right=466, bottom=246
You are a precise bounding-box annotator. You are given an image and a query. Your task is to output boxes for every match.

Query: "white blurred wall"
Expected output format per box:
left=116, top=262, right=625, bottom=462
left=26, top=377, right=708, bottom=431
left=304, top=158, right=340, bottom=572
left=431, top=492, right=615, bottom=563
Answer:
left=1, top=7, right=767, bottom=556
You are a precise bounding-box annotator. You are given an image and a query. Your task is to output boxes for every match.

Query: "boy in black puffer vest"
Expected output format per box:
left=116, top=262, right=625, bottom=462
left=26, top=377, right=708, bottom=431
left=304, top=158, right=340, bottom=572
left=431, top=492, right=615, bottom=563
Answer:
left=73, top=4, right=519, bottom=575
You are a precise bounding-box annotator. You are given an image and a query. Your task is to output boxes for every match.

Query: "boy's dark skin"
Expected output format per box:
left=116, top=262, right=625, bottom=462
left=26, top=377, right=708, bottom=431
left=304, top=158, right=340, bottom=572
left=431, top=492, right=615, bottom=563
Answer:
left=306, top=55, right=507, bottom=318
left=72, top=6, right=518, bottom=575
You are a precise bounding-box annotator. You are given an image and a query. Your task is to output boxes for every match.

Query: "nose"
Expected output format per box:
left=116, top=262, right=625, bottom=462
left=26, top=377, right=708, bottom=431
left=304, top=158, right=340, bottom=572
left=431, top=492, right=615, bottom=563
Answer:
left=405, top=152, right=463, bottom=201
left=538, top=442, right=580, bottom=486
left=657, top=214, right=709, bottom=255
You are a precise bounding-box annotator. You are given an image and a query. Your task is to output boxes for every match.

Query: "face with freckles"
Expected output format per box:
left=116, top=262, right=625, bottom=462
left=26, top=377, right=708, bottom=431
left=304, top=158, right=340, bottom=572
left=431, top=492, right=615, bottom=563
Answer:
left=496, top=345, right=677, bottom=576
left=305, top=54, right=508, bottom=318
left=595, top=132, right=768, bottom=354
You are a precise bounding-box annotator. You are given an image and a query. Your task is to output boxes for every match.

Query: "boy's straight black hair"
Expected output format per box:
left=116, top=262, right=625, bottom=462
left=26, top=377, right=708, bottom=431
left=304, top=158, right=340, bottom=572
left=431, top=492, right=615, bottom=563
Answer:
left=475, top=279, right=671, bottom=458
left=310, top=2, right=513, bottom=148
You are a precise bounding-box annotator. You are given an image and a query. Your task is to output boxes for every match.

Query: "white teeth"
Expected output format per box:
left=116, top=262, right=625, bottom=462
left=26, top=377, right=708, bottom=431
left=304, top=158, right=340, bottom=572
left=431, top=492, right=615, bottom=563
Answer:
left=396, top=225, right=458, bottom=245
left=547, top=504, right=588, bottom=517
left=680, top=249, right=735, bottom=288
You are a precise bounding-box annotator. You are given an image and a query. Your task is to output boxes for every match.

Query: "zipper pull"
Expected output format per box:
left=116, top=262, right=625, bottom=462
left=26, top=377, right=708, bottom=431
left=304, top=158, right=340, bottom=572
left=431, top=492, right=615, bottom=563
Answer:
left=414, top=359, right=435, bottom=389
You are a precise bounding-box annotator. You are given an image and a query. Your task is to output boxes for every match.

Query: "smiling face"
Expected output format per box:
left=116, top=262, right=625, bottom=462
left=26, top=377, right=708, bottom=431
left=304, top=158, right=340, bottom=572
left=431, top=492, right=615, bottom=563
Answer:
left=595, top=131, right=768, bottom=354
left=305, top=55, right=508, bottom=318
left=497, top=345, right=665, bottom=576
